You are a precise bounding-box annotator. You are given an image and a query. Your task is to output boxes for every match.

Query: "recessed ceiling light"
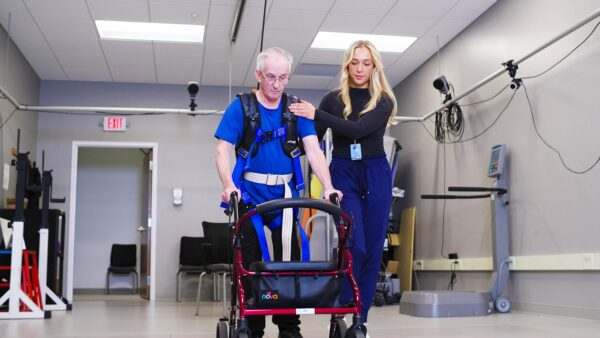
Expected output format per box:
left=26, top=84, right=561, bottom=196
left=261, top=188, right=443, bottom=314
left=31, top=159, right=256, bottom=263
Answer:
left=95, top=20, right=204, bottom=43
left=310, top=31, right=416, bottom=53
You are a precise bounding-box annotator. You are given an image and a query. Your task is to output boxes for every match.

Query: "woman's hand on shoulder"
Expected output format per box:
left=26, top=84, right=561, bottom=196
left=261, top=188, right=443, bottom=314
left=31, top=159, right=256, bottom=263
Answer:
left=289, top=100, right=316, bottom=120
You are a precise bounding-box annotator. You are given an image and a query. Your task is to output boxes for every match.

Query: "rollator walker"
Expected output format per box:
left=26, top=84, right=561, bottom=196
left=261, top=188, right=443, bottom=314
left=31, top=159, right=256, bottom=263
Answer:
left=216, top=192, right=366, bottom=338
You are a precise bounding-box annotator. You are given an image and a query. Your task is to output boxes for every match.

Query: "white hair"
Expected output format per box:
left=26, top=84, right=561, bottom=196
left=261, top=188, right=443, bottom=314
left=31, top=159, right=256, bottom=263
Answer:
left=256, top=47, right=293, bottom=73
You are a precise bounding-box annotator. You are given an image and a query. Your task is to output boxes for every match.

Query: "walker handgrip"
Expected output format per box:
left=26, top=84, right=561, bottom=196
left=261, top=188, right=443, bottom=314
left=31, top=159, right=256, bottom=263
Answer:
left=256, top=197, right=343, bottom=217
left=230, top=191, right=239, bottom=206
left=229, top=191, right=239, bottom=221
left=329, top=193, right=340, bottom=206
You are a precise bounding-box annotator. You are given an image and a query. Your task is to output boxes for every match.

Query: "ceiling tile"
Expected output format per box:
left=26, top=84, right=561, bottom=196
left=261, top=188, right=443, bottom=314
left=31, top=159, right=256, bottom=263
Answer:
left=0, top=9, right=37, bottom=39
left=0, top=0, right=490, bottom=90
left=266, top=8, right=327, bottom=30
left=320, top=12, right=381, bottom=33
left=374, top=16, right=437, bottom=37
left=201, top=25, right=260, bottom=86
left=23, top=0, right=90, bottom=19
left=208, top=4, right=235, bottom=28
left=388, top=0, right=458, bottom=18
left=86, top=0, right=149, bottom=22
left=48, top=37, right=111, bottom=81
left=101, top=40, right=155, bottom=70
left=35, top=17, right=98, bottom=39
left=154, top=42, right=204, bottom=71
left=238, top=5, right=275, bottom=29
left=423, top=18, right=471, bottom=41
left=9, top=32, right=67, bottom=80
left=301, top=49, right=346, bottom=66
left=330, top=0, right=398, bottom=15
left=0, top=0, right=31, bottom=21
left=271, top=0, right=335, bottom=11
left=260, top=28, right=316, bottom=65
left=111, top=67, right=157, bottom=83
left=149, top=0, right=209, bottom=24
left=445, top=0, right=496, bottom=20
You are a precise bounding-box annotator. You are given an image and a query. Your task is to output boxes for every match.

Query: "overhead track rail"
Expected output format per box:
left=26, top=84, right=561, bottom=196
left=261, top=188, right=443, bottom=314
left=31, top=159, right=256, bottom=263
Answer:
left=395, top=8, right=600, bottom=123
left=0, top=86, right=222, bottom=116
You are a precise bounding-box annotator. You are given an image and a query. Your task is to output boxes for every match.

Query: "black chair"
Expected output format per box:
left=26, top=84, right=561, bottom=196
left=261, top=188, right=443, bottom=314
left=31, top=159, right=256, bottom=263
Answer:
left=195, top=221, right=231, bottom=315
left=176, top=236, right=210, bottom=302
left=106, top=244, right=137, bottom=295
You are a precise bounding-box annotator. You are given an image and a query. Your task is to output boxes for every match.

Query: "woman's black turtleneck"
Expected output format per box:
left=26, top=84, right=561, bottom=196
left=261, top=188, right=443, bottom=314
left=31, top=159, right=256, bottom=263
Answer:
left=315, top=87, right=392, bottom=159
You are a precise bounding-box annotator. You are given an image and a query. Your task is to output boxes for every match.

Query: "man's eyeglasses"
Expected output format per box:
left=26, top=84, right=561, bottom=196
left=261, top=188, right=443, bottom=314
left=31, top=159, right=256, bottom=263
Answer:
left=260, top=72, right=289, bottom=84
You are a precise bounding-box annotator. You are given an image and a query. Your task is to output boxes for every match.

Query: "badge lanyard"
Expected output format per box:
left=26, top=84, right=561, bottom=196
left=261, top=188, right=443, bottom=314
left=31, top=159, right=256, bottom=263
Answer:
left=350, top=140, right=362, bottom=161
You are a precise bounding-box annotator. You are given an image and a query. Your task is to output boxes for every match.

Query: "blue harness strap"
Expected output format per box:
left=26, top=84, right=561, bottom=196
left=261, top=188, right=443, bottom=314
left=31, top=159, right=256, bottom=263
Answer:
left=240, top=188, right=272, bottom=262
left=222, top=123, right=309, bottom=262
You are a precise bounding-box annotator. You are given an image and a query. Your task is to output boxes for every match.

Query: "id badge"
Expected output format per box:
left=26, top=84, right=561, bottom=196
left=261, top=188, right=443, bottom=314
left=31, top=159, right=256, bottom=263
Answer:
left=350, top=143, right=362, bottom=161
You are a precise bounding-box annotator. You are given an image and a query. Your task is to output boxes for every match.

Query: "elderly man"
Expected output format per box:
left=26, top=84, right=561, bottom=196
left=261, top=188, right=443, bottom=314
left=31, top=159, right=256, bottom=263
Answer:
left=214, top=47, right=342, bottom=338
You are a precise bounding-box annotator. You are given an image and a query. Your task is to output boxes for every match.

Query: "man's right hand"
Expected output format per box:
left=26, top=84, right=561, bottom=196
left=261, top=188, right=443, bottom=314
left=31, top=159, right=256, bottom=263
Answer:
left=222, top=185, right=241, bottom=203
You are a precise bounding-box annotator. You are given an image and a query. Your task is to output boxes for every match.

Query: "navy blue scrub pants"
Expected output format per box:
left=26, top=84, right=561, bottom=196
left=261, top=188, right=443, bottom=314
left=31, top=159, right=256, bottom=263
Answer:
left=331, top=156, right=392, bottom=322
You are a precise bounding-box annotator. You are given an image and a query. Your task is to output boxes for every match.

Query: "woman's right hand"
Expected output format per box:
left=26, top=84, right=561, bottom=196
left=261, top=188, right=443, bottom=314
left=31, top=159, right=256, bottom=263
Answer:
left=289, top=100, right=316, bottom=120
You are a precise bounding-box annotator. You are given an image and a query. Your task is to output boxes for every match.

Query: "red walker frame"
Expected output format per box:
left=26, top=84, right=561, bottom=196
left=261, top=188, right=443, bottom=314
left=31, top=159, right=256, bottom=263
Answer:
left=221, top=195, right=366, bottom=338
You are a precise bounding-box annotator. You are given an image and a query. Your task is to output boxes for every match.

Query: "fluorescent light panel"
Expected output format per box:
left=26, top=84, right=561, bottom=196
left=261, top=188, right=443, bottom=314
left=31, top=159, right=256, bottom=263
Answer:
left=96, top=20, right=204, bottom=43
left=311, top=31, right=416, bottom=53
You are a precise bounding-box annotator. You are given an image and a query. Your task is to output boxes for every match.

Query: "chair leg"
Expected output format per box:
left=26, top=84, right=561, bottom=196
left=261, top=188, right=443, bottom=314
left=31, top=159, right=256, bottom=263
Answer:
left=213, top=273, right=218, bottom=301
left=132, top=271, right=138, bottom=295
left=106, top=272, right=110, bottom=295
left=195, top=272, right=206, bottom=315
left=176, top=271, right=181, bottom=302
left=221, top=272, right=228, bottom=317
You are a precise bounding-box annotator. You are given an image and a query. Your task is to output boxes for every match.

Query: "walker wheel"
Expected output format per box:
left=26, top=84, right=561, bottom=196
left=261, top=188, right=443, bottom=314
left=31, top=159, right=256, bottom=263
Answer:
left=344, top=325, right=365, bottom=338
left=373, top=292, right=385, bottom=307
left=217, top=320, right=228, bottom=338
left=495, top=297, right=511, bottom=313
left=234, top=331, right=249, bottom=338
left=329, top=317, right=347, bottom=338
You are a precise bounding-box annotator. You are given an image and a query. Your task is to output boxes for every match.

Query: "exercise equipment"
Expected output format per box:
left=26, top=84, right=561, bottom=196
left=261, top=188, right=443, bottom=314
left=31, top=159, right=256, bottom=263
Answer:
left=400, top=144, right=511, bottom=317
left=36, top=152, right=69, bottom=311
left=0, top=130, right=48, bottom=319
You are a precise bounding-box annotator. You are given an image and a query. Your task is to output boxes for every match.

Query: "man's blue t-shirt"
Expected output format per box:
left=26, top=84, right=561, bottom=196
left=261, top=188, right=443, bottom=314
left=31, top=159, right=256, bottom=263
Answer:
left=215, top=96, right=316, bottom=205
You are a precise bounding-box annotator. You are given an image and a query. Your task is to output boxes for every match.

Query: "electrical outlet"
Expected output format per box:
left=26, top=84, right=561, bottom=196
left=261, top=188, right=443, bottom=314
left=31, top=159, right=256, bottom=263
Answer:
left=414, top=260, right=424, bottom=270
left=449, top=253, right=459, bottom=260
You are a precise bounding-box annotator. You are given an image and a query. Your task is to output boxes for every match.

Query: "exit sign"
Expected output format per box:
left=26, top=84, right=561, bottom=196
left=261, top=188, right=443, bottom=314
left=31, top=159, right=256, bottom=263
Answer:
left=103, top=116, right=127, bottom=131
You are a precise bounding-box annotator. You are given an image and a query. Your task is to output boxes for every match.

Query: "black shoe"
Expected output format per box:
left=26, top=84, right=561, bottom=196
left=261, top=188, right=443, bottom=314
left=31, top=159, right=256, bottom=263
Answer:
left=278, top=328, right=303, bottom=338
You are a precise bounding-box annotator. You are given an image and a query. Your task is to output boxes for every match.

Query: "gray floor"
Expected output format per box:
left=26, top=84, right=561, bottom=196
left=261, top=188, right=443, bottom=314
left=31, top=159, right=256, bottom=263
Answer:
left=2, top=297, right=600, bottom=338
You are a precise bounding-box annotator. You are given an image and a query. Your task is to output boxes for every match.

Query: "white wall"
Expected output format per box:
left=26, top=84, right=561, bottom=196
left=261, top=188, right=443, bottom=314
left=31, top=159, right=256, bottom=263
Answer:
left=74, top=148, right=144, bottom=290
left=391, top=0, right=600, bottom=318
left=0, top=25, right=39, bottom=207
left=36, top=80, right=328, bottom=299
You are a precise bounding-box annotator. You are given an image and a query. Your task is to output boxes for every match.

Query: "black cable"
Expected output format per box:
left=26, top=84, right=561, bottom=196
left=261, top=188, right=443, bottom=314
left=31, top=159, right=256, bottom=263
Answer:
left=454, top=88, right=517, bottom=144
left=256, top=0, right=267, bottom=90
left=445, top=104, right=464, bottom=142
left=522, top=20, right=600, bottom=80
left=447, top=260, right=458, bottom=290
left=461, top=85, right=508, bottom=106
left=0, top=108, right=18, bottom=130
left=434, top=111, right=444, bottom=143
left=439, top=139, right=448, bottom=259
left=259, top=0, right=267, bottom=53
left=421, top=88, right=517, bottom=145
left=522, top=83, right=600, bottom=174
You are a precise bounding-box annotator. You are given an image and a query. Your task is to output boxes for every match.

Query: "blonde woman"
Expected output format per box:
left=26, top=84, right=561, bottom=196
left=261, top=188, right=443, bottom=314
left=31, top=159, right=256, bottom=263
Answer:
left=289, top=40, right=397, bottom=323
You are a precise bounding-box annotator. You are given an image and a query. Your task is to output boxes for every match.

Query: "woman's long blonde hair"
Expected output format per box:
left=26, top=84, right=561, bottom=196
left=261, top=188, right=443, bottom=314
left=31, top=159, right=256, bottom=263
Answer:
left=339, top=40, right=398, bottom=126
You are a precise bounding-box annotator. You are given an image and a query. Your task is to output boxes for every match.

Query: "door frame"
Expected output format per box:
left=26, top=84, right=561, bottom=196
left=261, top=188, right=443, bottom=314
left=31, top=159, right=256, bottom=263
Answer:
left=66, top=141, right=158, bottom=301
